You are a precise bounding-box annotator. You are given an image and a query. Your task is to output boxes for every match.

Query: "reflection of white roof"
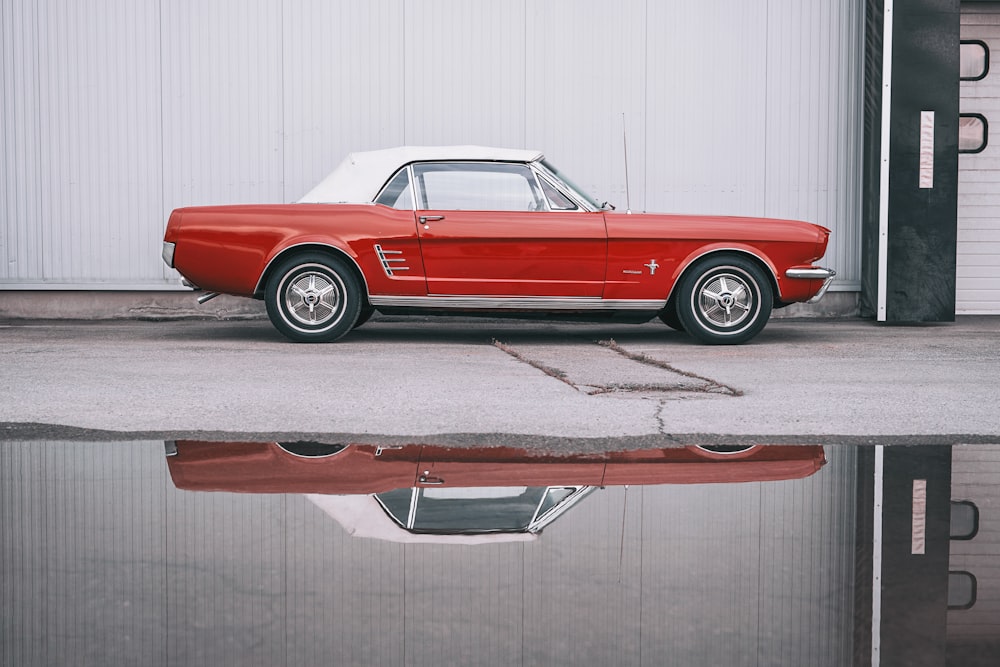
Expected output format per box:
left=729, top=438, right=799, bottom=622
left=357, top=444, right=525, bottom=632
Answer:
left=297, top=145, right=545, bottom=204
left=305, top=494, right=538, bottom=545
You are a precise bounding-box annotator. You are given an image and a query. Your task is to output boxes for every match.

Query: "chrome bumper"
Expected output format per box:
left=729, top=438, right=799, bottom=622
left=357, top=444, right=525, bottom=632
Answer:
left=161, top=241, right=176, bottom=268
left=785, top=267, right=836, bottom=304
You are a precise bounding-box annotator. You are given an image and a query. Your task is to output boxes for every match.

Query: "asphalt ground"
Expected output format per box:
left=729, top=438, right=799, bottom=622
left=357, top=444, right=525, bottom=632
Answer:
left=1, top=314, right=998, bottom=450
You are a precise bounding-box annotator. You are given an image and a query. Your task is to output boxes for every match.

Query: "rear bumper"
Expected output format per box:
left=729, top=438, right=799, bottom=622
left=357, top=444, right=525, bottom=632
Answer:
left=161, top=241, right=176, bottom=268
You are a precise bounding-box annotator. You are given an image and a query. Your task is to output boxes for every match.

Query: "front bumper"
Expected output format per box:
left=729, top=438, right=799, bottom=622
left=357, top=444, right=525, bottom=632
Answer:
left=785, top=267, right=836, bottom=304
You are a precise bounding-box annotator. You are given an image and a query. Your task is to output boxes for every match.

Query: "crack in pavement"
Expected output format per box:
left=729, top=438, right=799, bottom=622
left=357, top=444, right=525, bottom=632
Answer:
left=596, top=339, right=743, bottom=396
left=654, top=399, right=669, bottom=435
left=493, top=338, right=742, bottom=397
left=492, top=339, right=576, bottom=389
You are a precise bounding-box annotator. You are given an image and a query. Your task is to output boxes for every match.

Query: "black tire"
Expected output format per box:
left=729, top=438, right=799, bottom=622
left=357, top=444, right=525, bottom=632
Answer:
left=276, top=442, right=348, bottom=458
left=695, top=445, right=757, bottom=454
left=658, top=304, right=684, bottom=331
left=676, top=255, right=773, bottom=345
left=353, top=305, right=376, bottom=329
left=265, top=253, right=362, bottom=342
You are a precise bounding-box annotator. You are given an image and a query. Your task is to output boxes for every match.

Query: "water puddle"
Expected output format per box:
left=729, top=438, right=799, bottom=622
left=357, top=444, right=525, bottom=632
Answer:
left=1, top=440, right=996, bottom=666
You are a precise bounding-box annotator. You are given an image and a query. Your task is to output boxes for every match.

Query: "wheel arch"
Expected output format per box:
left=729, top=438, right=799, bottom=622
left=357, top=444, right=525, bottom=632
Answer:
left=664, top=247, right=781, bottom=312
left=254, top=242, right=370, bottom=302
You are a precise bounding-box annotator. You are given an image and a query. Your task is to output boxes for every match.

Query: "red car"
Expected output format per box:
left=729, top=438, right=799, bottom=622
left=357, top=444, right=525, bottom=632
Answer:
left=161, top=146, right=835, bottom=344
left=165, top=441, right=826, bottom=542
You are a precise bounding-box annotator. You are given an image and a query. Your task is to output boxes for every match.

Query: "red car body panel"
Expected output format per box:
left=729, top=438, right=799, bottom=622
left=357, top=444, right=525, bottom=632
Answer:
left=416, top=210, right=608, bottom=297
left=166, top=204, right=431, bottom=298
left=165, top=205, right=830, bottom=303
left=602, top=213, right=827, bottom=301
left=165, top=441, right=826, bottom=495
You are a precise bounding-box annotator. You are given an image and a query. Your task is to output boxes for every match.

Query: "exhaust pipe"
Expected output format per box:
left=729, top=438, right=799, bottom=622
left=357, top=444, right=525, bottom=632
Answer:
left=197, top=292, right=221, bottom=305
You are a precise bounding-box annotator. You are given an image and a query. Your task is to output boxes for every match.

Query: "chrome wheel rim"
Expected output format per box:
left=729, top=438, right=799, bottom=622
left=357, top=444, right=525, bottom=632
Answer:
left=281, top=266, right=344, bottom=329
left=695, top=270, right=756, bottom=330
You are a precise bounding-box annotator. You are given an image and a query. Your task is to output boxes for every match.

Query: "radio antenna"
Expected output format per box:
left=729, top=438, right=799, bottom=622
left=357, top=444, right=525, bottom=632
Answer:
left=621, top=112, right=632, bottom=214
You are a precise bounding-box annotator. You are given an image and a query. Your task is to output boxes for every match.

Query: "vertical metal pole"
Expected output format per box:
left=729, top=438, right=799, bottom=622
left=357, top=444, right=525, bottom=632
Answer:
left=877, top=1, right=895, bottom=322
left=872, top=445, right=885, bottom=667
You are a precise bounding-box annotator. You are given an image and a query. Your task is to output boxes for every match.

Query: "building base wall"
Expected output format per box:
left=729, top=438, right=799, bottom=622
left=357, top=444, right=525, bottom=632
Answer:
left=0, top=291, right=860, bottom=322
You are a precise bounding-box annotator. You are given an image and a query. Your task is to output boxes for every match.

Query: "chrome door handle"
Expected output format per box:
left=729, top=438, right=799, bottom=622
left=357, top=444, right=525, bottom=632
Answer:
left=419, top=472, right=445, bottom=485
left=419, top=215, right=445, bottom=224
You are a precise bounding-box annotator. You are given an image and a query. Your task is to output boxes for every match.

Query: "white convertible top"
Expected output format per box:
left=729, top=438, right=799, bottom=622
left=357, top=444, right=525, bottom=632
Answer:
left=298, top=145, right=545, bottom=204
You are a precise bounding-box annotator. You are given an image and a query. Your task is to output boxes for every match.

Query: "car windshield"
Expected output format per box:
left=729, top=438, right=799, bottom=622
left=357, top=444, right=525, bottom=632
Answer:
left=538, top=159, right=607, bottom=210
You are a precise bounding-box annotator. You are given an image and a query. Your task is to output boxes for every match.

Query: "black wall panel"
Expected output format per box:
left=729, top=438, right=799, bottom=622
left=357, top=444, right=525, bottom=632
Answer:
left=862, top=0, right=961, bottom=321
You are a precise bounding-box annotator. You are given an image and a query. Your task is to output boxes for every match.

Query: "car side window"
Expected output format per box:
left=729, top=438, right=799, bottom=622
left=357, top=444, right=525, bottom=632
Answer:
left=412, top=162, right=545, bottom=211
left=374, top=167, right=414, bottom=209
left=537, top=173, right=579, bottom=210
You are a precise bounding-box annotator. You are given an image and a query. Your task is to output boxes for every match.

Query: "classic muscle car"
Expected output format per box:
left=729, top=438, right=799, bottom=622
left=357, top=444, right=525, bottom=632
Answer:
left=161, top=146, right=835, bottom=344
left=165, top=441, right=826, bottom=542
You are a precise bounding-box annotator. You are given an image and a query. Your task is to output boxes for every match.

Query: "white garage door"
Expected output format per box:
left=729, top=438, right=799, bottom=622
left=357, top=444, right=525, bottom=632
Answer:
left=959, top=9, right=1000, bottom=313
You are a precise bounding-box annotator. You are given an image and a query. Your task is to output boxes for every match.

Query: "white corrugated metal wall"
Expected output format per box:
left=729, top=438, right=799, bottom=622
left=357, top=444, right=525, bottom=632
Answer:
left=959, top=6, right=1000, bottom=314
left=949, top=444, right=1000, bottom=646
left=1, top=0, right=863, bottom=292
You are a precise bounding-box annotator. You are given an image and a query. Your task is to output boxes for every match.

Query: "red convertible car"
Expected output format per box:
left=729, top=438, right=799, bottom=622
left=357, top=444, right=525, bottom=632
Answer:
left=165, top=441, right=826, bottom=542
left=161, top=146, right=835, bottom=344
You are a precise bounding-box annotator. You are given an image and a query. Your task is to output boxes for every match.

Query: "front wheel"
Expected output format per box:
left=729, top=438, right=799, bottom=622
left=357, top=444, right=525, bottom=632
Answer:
left=676, top=255, right=773, bottom=345
left=265, top=253, right=362, bottom=342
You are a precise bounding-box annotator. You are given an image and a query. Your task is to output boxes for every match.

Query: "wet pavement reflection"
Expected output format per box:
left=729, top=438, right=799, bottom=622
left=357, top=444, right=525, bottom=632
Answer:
left=1, top=441, right=997, bottom=666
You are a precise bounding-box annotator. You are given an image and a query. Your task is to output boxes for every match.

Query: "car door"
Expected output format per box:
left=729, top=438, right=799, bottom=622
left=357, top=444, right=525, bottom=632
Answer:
left=411, top=162, right=607, bottom=297
left=414, top=445, right=607, bottom=488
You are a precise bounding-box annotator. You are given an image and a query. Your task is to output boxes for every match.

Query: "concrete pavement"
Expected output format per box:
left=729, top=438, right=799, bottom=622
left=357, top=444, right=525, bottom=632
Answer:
left=1, top=315, right=998, bottom=448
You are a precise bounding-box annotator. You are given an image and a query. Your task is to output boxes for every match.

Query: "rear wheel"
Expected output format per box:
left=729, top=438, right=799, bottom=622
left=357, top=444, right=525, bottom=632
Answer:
left=265, top=253, right=362, bottom=342
left=677, top=255, right=772, bottom=345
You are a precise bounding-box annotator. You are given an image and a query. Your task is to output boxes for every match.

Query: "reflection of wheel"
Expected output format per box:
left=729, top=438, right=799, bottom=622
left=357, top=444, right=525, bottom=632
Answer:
left=265, top=253, right=362, bottom=342
left=690, top=444, right=760, bottom=459
left=677, top=255, right=772, bottom=345
left=276, top=442, right=348, bottom=458
left=696, top=445, right=757, bottom=454
left=658, top=305, right=684, bottom=331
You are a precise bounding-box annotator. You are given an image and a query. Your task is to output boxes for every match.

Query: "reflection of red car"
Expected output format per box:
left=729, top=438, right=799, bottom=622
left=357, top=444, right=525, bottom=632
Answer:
left=166, top=441, right=826, bottom=494
left=165, top=442, right=825, bottom=543
left=161, top=147, right=835, bottom=344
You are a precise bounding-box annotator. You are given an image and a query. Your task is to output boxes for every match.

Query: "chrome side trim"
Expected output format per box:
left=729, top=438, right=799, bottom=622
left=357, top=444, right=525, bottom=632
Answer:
left=369, top=295, right=665, bottom=310
left=374, top=244, right=410, bottom=277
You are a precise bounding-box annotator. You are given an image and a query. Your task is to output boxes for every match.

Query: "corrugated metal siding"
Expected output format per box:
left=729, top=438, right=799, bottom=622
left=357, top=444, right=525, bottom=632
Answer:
left=948, top=444, right=1000, bottom=640
left=1, top=0, right=164, bottom=287
left=0, top=441, right=169, bottom=666
left=1, top=441, right=856, bottom=665
left=1, top=0, right=863, bottom=290
left=959, top=9, right=1000, bottom=314
left=765, top=0, right=864, bottom=290
left=632, top=447, right=857, bottom=666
